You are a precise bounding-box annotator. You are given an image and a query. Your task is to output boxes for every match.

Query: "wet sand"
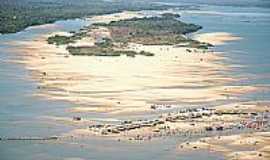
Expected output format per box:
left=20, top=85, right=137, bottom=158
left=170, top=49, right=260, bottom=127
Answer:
left=193, top=32, right=242, bottom=45
left=176, top=101, right=270, bottom=160
left=87, top=11, right=145, bottom=24
left=59, top=100, right=269, bottom=143
left=179, top=132, right=270, bottom=160
left=10, top=22, right=256, bottom=115
left=6, top=11, right=269, bottom=160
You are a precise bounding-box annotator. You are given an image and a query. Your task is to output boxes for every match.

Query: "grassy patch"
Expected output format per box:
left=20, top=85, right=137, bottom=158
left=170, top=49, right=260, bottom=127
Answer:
left=67, top=46, right=154, bottom=57
left=47, top=31, right=87, bottom=45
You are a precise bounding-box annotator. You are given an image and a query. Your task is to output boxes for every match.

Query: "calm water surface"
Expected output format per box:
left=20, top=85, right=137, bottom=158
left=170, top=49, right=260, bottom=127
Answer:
left=0, top=3, right=269, bottom=160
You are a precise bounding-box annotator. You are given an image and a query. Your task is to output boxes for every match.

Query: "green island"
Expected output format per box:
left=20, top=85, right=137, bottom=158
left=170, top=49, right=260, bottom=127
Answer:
left=94, top=13, right=201, bottom=45
left=47, top=13, right=213, bottom=57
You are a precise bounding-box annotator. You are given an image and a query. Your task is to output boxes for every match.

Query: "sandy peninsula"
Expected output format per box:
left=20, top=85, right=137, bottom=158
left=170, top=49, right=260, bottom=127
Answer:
left=10, top=11, right=258, bottom=116
left=193, top=32, right=242, bottom=45
left=7, top=10, right=270, bottom=160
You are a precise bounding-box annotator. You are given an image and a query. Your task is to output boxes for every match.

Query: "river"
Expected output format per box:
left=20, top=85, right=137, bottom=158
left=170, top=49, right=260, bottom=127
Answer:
left=0, top=3, right=269, bottom=160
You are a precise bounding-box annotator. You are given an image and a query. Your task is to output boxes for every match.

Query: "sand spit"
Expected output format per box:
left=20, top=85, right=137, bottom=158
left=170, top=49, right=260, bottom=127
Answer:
left=2, top=10, right=270, bottom=159
left=193, top=32, right=242, bottom=45
left=8, top=11, right=258, bottom=115
left=14, top=36, right=254, bottom=114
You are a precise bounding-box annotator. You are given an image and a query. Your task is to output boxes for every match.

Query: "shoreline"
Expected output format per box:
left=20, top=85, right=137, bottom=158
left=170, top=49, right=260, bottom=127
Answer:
left=0, top=0, right=176, bottom=34
left=3, top=9, right=270, bottom=160
left=9, top=11, right=254, bottom=114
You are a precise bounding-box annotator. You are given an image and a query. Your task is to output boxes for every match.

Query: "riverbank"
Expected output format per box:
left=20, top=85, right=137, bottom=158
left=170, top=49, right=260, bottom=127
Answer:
left=9, top=10, right=257, bottom=114
left=0, top=0, right=182, bottom=34
left=2, top=5, right=270, bottom=160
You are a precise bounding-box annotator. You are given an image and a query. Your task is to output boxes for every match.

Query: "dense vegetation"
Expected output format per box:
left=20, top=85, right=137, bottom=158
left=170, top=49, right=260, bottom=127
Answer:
left=65, top=37, right=154, bottom=57
left=94, top=13, right=203, bottom=45
left=67, top=46, right=154, bottom=57
left=0, top=0, right=175, bottom=34
left=47, top=13, right=212, bottom=57
left=96, top=13, right=201, bottom=35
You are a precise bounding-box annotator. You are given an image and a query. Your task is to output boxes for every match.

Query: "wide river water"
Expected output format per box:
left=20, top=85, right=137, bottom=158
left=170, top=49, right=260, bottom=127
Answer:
left=0, top=3, right=269, bottom=160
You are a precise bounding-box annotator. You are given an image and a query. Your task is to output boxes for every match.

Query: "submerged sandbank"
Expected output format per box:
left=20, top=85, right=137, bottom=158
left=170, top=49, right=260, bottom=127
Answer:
left=2, top=10, right=270, bottom=160
left=13, top=36, right=252, bottom=114
left=9, top=11, right=254, bottom=115
left=193, top=32, right=242, bottom=45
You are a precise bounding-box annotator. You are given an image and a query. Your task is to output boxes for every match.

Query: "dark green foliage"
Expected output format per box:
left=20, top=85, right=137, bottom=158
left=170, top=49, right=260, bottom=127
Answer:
left=160, top=13, right=181, bottom=18
left=66, top=46, right=154, bottom=57
left=187, top=41, right=213, bottom=49
left=0, top=0, right=178, bottom=34
left=47, top=35, right=75, bottom=45
left=49, top=12, right=209, bottom=57
left=94, top=14, right=202, bottom=46
left=139, top=51, right=155, bottom=56
left=95, top=15, right=202, bottom=35
left=47, top=31, right=87, bottom=45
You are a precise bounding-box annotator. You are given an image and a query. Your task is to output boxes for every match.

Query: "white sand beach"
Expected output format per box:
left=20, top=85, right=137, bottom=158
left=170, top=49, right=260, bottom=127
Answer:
left=9, top=11, right=257, bottom=116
